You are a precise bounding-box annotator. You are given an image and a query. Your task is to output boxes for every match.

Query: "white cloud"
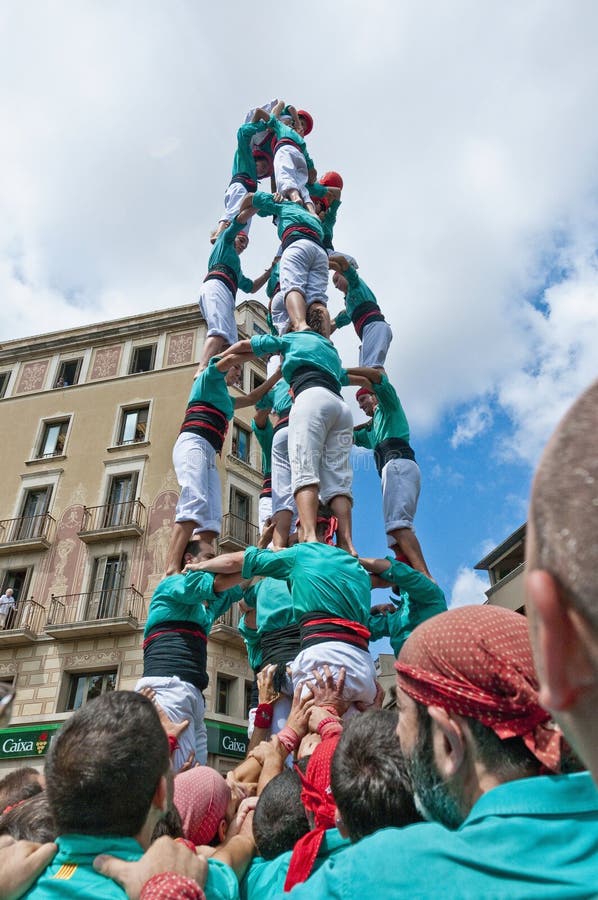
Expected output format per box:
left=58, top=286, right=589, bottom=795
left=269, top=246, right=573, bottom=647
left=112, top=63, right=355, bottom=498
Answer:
left=450, top=404, right=493, bottom=448
left=1, top=0, right=598, bottom=463
left=450, top=567, right=489, bottom=608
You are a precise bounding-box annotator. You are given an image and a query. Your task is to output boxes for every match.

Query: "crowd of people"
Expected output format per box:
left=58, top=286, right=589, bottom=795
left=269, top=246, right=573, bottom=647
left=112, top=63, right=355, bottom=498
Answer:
left=0, top=101, right=597, bottom=898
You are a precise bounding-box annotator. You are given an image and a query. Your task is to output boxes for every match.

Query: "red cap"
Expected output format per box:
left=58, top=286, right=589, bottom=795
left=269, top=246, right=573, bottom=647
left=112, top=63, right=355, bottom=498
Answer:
left=297, top=109, right=313, bottom=135
left=252, top=148, right=273, bottom=177
left=319, top=170, right=344, bottom=190
left=356, top=386, right=374, bottom=400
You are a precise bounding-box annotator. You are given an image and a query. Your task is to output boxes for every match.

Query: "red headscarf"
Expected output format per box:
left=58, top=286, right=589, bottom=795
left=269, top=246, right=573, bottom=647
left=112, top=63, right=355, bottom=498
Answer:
left=284, top=733, right=340, bottom=891
left=395, top=605, right=562, bottom=772
left=173, top=766, right=231, bottom=846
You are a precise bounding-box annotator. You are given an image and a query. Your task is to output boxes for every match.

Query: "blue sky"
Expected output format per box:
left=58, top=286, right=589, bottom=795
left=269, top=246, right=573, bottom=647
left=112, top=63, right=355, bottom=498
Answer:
left=2, top=1, right=598, bottom=619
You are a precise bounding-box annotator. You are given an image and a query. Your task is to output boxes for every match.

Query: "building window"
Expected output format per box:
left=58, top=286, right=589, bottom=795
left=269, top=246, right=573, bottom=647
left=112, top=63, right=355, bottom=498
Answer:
left=103, top=473, right=138, bottom=527
left=244, top=681, right=253, bottom=719
left=0, top=568, right=32, bottom=629
left=130, top=345, right=156, bottom=374
left=216, top=675, right=233, bottom=716
left=87, top=554, right=127, bottom=619
left=64, top=670, right=117, bottom=711
left=117, top=405, right=149, bottom=445
left=15, top=487, right=52, bottom=539
left=250, top=371, right=265, bottom=393
left=231, top=424, right=250, bottom=463
left=37, top=419, right=70, bottom=458
left=54, top=358, right=82, bottom=388
left=0, top=371, right=12, bottom=399
left=229, top=487, right=251, bottom=523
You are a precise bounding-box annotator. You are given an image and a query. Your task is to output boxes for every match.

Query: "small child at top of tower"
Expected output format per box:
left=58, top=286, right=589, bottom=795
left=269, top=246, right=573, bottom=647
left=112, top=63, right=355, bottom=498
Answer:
left=265, top=101, right=317, bottom=214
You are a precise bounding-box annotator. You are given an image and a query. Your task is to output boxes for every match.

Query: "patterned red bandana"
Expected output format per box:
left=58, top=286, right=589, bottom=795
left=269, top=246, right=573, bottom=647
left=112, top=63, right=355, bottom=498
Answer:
left=395, top=605, right=563, bottom=772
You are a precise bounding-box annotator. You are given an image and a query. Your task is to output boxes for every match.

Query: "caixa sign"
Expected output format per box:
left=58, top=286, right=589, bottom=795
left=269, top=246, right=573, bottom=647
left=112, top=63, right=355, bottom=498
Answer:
left=206, top=721, right=248, bottom=758
left=0, top=723, right=61, bottom=760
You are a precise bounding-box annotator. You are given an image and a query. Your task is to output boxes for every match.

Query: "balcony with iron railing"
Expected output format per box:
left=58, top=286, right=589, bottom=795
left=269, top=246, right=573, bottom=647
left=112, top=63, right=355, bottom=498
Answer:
left=77, top=500, right=146, bottom=544
left=45, top=585, right=144, bottom=639
left=210, top=600, right=245, bottom=647
left=0, top=513, right=56, bottom=555
left=0, top=599, right=46, bottom=646
left=218, top=513, right=258, bottom=551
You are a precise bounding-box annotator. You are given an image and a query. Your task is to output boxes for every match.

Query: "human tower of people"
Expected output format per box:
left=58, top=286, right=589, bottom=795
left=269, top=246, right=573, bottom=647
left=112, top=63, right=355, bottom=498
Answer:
left=3, top=100, right=598, bottom=900
left=135, top=98, right=446, bottom=771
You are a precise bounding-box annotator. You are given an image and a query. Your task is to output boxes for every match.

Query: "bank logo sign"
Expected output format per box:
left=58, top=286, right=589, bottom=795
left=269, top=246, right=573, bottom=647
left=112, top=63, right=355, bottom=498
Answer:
left=0, top=724, right=61, bottom=760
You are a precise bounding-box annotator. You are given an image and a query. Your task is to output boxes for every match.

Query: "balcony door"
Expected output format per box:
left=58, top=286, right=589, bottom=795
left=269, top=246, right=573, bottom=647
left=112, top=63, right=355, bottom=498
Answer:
left=16, top=487, right=51, bottom=540
left=86, top=554, right=127, bottom=620
left=103, top=473, right=137, bottom=528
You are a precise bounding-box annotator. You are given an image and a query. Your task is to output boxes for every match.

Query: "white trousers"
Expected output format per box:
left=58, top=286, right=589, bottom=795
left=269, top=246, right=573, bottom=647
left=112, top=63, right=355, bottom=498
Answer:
left=135, top=675, right=207, bottom=771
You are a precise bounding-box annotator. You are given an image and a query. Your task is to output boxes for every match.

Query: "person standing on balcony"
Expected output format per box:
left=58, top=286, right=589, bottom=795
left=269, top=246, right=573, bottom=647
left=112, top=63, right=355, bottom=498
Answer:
left=164, top=356, right=280, bottom=576
left=0, top=589, right=16, bottom=629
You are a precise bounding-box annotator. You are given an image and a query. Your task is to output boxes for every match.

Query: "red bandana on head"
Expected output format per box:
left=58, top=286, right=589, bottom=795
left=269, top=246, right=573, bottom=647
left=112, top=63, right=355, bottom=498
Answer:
left=284, top=733, right=340, bottom=892
left=395, top=605, right=563, bottom=773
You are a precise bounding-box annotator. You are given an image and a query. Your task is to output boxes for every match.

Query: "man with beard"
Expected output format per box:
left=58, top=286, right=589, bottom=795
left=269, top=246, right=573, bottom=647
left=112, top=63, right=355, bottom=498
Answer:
left=283, top=606, right=598, bottom=898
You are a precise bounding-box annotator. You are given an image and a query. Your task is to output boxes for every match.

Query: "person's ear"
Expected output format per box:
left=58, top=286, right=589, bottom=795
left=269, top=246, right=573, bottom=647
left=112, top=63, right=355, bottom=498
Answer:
left=152, top=775, right=168, bottom=814
left=526, top=569, right=596, bottom=711
left=427, top=705, right=465, bottom=779
left=216, top=817, right=228, bottom=843
left=334, top=805, right=349, bottom=839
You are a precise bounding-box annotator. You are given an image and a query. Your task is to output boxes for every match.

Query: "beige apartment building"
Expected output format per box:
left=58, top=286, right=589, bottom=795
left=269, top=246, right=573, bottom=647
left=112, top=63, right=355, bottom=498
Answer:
left=0, top=300, right=269, bottom=774
left=475, top=524, right=526, bottom=614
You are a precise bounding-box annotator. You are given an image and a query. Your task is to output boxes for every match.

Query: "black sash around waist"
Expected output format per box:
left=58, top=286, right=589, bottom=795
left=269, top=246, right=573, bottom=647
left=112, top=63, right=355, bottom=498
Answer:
left=143, top=620, right=208, bottom=691
left=351, top=300, right=386, bottom=339
left=374, top=437, right=416, bottom=477
left=260, top=622, right=301, bottom=668
left=229, top=173, right=257, bottom=192
left=180, top=402, right=229, bottom=454
left=260, top=474, right=272, bottom=498
left=273, top=411, right=291, bottom=433
left=299, top=612, right=370, bottom=652
left=281, top=225, right=323, bottom=253
left=204, top=263, right=238, bottom=298
left=290, top=365, right=341, bottom=399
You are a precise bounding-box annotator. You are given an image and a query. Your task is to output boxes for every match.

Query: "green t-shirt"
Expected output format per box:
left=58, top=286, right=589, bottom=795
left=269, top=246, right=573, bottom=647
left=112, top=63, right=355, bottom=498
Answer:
left=144, top=571, right=242, bottom=636
left=231, top=121, right=269, bottom=180
left=187, top=357, right=235, bottom=420
left=252, top=191, right=324, bottom=244
left=238, top=613, right=263, bottom=670
left=251, top=417, right=274, bottom=475
left=207, top=216, right=253, bottom=293
left=368, top=558, right=447, bottom=656
left=267, top=114, right=314, bottom=169
left=242, top=544, right=372, bottom=625
left=272, top=379, right=292, bottom=415
left=335, top=265, right=380, bottom=327
left=243, top=576, right=296, bottom=633
left=353, top=374, right=410, bottom=449
left=241, top=829, right=350, bottom=900
left=266, top=260, right=281, bottom=299
left=321, top=198, right=340, bottom=248
left=24, top=834, right=239, bottom=900
left=250, top=331, right=348, bottom=392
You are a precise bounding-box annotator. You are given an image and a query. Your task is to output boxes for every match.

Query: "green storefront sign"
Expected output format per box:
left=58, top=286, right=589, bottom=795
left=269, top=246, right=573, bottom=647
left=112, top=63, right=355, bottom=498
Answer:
left=206, top=720, right=248, bottom=758
left=0, top=719, right=248, bottom=762
left=0, top=723, right=62, bottom=760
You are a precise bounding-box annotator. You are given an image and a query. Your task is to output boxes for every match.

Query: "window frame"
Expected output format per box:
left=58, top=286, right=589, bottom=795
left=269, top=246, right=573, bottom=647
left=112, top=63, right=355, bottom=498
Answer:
left=129, top=344, right=157, bottom=375
left=53, top=358, right=83, bottom=388
left=0, top=371, right=12, bottom=399
left=215, top=674, right=234, bottom=716
left=62, top=669, right=118, bottom=712
left=231, top=423, right=251, bottom=464
left=116, top=404, right=150, bottom=446
left=36, top=417, right=71, bottom=459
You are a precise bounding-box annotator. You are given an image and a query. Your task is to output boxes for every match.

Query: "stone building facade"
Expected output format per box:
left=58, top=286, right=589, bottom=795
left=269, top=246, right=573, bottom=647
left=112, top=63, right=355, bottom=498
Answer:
left=0, top=300, right=268, bottom=774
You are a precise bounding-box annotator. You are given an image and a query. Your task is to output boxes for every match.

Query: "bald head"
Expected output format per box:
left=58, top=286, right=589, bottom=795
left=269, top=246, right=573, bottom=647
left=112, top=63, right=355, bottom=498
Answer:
left=528, top=377, right=598, bottom=631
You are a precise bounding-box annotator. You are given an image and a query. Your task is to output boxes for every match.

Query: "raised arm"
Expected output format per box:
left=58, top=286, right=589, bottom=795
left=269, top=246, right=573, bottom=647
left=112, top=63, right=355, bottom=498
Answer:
left=271, top=100, right=285, bottom=119
left=250, top=263, right=275, bottom=295
left=251, top=107, right=271, bottom=124
left=345, top=366, right=383, bottom=384
left=184, top=550, right=245, bottom=575
left=235, top=366, right=282, bottom=409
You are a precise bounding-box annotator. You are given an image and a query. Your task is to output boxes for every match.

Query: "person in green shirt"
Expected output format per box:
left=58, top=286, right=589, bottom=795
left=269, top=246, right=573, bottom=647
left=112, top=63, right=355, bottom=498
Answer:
left=238, top=190, right=330, bottom=332
left=330, top=253, right=393, bottom=370
left=165, top=354, right=279, bottom=574
left=211, top=108, right=272, bottom=244
left=251, top=400, right=274, bottom=532
left=350, top=366, right=432, bottom=578
left=363, top=555, right=447, bottom=655
left=198, top=205, right=274, bottom=370
left=284, top=606, right=598, bottom=899
left=22, top=692, right=241, bottom=900
left=265, top=101, right=317, bottom=213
